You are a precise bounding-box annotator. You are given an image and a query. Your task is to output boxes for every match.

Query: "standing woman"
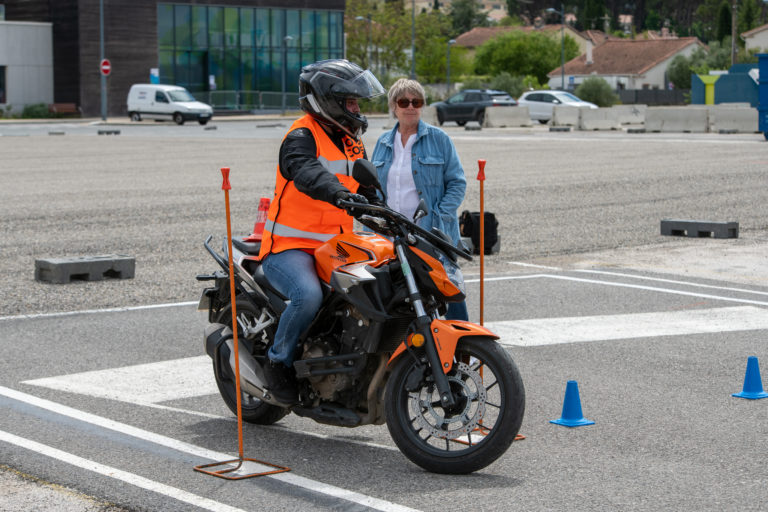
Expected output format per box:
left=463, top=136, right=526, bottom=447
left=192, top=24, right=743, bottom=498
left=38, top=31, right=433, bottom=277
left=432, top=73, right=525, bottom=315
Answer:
left=371, top=78, right=468, bottom=321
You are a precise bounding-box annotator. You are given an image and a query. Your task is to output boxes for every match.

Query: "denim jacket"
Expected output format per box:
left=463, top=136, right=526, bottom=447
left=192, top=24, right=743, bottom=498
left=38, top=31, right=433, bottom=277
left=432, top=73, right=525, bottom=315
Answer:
left=371, top=120, right=466, bottom=245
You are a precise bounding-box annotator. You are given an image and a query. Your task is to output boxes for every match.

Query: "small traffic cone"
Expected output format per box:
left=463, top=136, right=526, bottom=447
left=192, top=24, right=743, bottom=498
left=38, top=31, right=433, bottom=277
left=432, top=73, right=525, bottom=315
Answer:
left=550, top=380, right=595, bottom=427
left=243, top=197, right=270, bottom=242
left=732, top=356, right=768, bottom=400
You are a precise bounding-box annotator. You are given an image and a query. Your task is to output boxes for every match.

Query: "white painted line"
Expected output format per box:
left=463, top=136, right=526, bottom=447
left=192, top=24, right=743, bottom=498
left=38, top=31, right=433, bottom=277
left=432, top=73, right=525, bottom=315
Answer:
left=507, top=261, right=562, bottom=270
left=573, top=269, right=768, bottom=297
left=488, top=306, right=768, bottom=347
left=0, top=301, right=197, bottom=322
left=0, top=386, right=420, bottom=512
left=541, top=273, right=768, bottom=307
left=24, top=356, right=218, bottom=404
left=0, top=429, right=248, bottom=512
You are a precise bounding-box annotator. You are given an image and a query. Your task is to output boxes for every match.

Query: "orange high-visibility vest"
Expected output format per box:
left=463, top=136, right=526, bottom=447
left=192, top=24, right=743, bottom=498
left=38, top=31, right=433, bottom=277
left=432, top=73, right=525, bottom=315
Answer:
left=259, top=115, right=364, bottom=258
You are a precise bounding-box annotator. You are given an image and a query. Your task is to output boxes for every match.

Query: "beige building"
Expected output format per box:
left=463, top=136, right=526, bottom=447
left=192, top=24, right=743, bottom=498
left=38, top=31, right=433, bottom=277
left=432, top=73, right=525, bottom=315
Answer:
left=741, top=23, right=768, bottom=53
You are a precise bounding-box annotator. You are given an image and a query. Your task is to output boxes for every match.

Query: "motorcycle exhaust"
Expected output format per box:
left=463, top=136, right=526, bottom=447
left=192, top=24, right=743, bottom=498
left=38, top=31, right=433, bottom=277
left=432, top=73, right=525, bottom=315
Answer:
left=204, top=323, right=287, bottom=407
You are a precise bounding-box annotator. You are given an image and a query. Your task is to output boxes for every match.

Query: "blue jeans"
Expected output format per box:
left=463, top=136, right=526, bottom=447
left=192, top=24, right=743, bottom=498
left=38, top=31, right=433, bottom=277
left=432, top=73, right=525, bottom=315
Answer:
left=261, top=249, right=323, bottom=366
left=446, top=301, right=468, bottom=321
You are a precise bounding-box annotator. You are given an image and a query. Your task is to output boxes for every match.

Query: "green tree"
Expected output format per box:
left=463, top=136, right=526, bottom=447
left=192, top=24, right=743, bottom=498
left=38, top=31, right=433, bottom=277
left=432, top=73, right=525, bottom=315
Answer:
left=715, top=0, right=731, bottom=43
left=737, top=0, right=762, bottom=39
left=574, top=77, right=619, bottom=107
left=449, top=0, right=490, bottom=36
left=667, top=40, right=732, bottom=89
left=474, top=31, right=579, bottom=85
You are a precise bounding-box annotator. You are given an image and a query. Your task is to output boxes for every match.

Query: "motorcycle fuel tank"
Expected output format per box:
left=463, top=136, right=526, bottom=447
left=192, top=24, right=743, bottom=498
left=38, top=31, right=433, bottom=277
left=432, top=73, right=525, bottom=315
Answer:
left=314, top=231, right=395, bottom=284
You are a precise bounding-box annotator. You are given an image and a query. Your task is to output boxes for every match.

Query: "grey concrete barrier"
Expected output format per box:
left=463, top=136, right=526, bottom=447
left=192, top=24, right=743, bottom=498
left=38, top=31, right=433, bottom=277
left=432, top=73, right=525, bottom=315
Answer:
left=483, top=106, right=532, bottom=127
left=645, top=107, right=708, bottom=133
left=709, top=105, right=758, bottom=133
left=421, top=106, right=439, bottom=126
left=610, top=104, right=647, bottom=125
left=578, top=108, right=620, bottom=130
left=660, top=219, right=738, bottom=239
left=551, top=105, right=581, bottom=126
left=35, top=255, right=136, bottom=284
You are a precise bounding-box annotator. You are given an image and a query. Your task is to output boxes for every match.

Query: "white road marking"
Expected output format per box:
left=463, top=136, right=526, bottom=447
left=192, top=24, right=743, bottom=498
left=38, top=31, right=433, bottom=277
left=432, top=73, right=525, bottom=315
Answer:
left=0, top=386, right=420, bottom=512
left=24, top=356, right=217, bottom=404
left=487, top=306, right=768, bottom=347
left=0, top=429, right=248, bottom=512
left=0, top=301, right=198, bottom=322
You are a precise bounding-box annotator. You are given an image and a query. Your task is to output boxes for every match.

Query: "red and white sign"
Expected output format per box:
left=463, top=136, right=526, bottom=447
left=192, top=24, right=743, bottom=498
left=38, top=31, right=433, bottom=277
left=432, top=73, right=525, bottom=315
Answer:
left=100, top=59, right=111, bottom=76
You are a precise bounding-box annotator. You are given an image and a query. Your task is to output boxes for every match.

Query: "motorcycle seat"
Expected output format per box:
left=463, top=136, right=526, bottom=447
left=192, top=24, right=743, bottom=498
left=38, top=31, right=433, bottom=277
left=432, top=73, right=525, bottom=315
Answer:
left=233, top=237, right=261, bottom=255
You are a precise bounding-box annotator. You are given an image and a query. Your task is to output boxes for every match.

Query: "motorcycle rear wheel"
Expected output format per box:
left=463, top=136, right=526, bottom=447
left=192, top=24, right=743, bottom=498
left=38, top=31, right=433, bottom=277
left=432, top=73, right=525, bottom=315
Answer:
left=385, top=336, right=524, bottom=474
left=214, top=299, right=287, bottom=425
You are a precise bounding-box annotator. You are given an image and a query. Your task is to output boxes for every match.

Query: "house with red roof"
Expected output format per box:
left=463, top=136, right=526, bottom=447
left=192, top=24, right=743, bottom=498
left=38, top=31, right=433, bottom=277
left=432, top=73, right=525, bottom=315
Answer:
left=455, top=24, right=597, bottom=56
left=741, top=23, right=768, bottom=52
left=547, top=37, right=704, bottom=91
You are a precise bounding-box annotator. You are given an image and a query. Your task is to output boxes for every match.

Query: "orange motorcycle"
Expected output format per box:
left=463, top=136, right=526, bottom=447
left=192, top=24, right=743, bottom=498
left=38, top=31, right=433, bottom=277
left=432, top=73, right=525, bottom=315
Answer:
left=197, top=160, right=525, bottom=474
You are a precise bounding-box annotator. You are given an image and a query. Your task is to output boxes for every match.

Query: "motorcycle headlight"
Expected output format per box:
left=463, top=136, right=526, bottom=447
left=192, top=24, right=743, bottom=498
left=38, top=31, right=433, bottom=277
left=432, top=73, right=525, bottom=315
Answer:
left=438, top=253, right=466, bottom=296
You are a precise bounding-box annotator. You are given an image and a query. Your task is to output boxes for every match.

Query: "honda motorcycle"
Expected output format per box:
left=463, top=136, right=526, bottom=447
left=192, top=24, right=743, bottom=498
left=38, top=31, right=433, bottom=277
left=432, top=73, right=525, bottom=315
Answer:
left=197, top=159, right=525, bottom=474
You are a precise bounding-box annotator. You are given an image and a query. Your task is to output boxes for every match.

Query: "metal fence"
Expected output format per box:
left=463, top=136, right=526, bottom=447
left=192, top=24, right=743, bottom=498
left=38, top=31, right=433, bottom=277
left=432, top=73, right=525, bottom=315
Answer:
left=618, top=89, right=689, bottom=106
left=196, top=90, right=301, bottom=111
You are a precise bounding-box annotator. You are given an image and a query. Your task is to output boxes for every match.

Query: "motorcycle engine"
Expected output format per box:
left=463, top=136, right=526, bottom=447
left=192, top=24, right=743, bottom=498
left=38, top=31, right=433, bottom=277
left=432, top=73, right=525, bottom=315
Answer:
left=301, top=305, right=370, bottom=402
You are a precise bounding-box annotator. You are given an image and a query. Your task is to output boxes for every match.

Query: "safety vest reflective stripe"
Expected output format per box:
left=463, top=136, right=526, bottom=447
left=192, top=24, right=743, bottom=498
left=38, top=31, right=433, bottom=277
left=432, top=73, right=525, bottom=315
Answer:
left=318, top=155, right=353, bottom=175
left=264, top=219, right=337, bottom=242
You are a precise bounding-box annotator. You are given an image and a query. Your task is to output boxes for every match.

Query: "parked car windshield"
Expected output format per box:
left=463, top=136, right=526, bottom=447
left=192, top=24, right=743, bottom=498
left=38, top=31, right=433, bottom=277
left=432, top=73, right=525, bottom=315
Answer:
left=168, top=90, right=196, bottom=102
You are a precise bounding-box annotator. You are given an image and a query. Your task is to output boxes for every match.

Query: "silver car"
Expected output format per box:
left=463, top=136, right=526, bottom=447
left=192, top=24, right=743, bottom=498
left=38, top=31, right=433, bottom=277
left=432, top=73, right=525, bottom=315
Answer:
left=517, top=90, right=598, bottom=123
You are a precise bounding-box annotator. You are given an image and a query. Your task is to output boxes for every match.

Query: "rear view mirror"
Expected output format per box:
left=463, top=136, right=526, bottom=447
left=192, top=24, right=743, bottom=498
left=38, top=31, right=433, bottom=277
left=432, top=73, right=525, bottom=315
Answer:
left=352, top=159, right=385, bottom=201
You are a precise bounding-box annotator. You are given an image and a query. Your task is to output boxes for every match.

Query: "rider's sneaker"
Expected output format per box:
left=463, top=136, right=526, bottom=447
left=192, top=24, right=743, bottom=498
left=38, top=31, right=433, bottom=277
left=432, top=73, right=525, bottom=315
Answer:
left=263, top=360, right=298, bottom=405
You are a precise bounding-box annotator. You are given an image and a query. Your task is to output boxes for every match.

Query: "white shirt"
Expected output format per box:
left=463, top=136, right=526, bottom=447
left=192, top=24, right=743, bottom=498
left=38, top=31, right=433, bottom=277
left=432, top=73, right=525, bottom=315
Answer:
left=386, top=133, right=419, bottom=221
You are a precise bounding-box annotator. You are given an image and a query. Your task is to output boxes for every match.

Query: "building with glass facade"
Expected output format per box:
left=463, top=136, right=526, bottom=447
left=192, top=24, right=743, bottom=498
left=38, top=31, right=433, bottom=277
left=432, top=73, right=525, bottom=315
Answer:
left=4, top=0, right=345, bottom=116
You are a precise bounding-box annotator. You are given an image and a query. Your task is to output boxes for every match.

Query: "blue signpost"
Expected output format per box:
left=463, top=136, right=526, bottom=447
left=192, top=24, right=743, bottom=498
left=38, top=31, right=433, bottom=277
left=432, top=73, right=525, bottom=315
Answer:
left=759, top=54, right=768, bottom=140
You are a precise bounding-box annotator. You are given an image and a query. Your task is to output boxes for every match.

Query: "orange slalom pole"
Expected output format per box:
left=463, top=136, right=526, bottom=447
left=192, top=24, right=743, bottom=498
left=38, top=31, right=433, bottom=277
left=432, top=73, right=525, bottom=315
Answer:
left=222, top=167, right=246, bottom=461
left=194, top=168, right=290, bottom=479
left=477, top=159, right=486, bottom=326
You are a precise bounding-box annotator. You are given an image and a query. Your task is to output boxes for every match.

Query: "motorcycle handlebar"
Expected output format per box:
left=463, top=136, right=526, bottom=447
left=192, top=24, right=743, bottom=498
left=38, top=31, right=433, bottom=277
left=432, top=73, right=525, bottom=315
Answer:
left=337, top=199, right=473, bottom=261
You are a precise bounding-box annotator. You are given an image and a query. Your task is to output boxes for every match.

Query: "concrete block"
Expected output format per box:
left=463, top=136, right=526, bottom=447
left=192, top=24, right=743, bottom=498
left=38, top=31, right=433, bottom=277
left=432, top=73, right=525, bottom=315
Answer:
left=645, top=107, right=708, bottom=133
left=549, top=126, right=571, bottom=132
left=660, top=219, right=738, bottom=239
left=422, top=106, right=439, bottom=126
left=35, top=255, right=135, bottom=284
left=710, top=106, right=758, bottom=133
left=610, top=104, right=647, bottom=125
left=551, top=106, right=581, bottom=126
left=97, top=129, right=121, bottom=135
left=483, top=106, right=532, bottom=127
left=578, top=108, right=620, bottom=130
left=460, top=236, right=501, bottom=255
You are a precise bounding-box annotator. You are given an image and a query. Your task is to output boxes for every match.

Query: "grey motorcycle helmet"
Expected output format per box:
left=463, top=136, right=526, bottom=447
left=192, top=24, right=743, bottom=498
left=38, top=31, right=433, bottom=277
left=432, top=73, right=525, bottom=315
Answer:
left=299, top=59, right=385, bottom=139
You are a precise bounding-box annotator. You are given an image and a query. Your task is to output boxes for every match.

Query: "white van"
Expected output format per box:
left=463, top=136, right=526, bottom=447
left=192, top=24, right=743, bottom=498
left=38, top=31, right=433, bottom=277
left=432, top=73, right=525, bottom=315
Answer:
left=127, top=84, right=213, bottom=125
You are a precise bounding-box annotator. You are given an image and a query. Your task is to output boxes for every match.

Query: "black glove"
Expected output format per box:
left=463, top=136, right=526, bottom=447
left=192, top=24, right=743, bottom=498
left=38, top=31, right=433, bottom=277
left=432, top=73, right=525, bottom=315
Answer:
left=334, top=191, right=369, bottom=208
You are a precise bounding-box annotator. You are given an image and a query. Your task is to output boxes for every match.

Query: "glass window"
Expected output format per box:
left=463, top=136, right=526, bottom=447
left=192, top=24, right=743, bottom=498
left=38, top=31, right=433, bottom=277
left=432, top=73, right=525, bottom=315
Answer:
left=157, top=4, right=174, bottom=48
left=315, top=11, right=328, bottom=49
left=174, top=5, right=191, bottom=49
left=240, top=8, right=254, bottom=47
left=188, top=51, right=207, bottom=93
left=158, top=49, right=174, bottom=83
left=156, top=91, right=169, bottom=103
left=329, top=11, right=342, bottom=51
left=300, top=11, right=314, bottom=51
left=224, top=48, right=240, bottom=90
left=255, top=9, right=269, bottom=48
left=286, top=10, right=299, bottom=45
left=271, top=9, right=285, bottom=48
left=286, top=48, right=299, bottom=93
left=256, top=48, right=271, bottom=90
left=208, top=6, right=224, bottom=48
left=175, top=51, right=191, bottom=88
left=241, top=48, right=255, bottom=90
left=192, top=6, right=207, bottom=49
left=225, top=7, right=239, bottom=48
left=208, top=49, right=224, bottom=90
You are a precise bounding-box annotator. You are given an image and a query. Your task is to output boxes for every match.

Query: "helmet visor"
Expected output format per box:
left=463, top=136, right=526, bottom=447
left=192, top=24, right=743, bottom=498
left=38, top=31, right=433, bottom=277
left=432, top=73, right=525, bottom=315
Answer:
left=311, top=69, right=386, bottom=100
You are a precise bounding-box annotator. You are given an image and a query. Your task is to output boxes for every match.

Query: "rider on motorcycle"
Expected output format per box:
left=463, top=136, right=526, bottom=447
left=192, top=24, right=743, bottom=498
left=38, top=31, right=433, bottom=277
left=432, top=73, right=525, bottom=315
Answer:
left=257, top=59, right=386, bottom=404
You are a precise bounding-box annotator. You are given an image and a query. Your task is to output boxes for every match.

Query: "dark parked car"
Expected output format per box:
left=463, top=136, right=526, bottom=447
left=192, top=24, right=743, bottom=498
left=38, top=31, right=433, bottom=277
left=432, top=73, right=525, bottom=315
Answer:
left=431, top=89, right=517, bottom=126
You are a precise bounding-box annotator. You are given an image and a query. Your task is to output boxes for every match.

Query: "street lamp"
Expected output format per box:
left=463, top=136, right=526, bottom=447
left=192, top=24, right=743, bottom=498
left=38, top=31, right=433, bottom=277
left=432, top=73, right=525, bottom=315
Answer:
left=355, top=15, right=372, bottom=71
left=546, top=4, right=565, bottom=90
left=446, top=39, right=456, bottom=96
left=99, top=0, right=107, bottom=120
left=281, top=35, right=293, bottom=115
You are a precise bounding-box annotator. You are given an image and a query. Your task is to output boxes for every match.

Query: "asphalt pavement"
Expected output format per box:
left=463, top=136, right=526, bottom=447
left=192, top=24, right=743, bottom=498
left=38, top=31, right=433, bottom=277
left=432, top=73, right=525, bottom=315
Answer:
left=1, top=117, right=767, bottom=511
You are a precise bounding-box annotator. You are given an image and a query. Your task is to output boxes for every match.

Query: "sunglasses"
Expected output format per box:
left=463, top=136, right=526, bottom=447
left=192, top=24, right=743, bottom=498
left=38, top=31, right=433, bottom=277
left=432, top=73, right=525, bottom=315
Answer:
left=396, top=98, right=424, bottom=108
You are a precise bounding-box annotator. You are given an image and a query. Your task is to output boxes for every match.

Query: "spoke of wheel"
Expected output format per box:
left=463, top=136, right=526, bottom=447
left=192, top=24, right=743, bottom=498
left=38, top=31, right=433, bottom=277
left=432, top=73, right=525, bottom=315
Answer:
left=485, top=400, right=501, bottom=409
left=486, top=379, right=499, bottom=391
left=444, top=439, right=450, bottom=451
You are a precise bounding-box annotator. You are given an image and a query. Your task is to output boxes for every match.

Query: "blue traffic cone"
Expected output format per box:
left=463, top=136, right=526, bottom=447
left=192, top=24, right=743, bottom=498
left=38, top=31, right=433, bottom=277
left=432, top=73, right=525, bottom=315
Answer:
left=732, top=356, right=768, bottom=400
left=550, top=380, right=595, bottom=427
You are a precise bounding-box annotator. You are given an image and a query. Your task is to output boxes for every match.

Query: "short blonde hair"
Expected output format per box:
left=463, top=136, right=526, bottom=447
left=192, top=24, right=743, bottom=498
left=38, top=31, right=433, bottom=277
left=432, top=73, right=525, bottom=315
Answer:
left=388, top=78, right=426, bottom=112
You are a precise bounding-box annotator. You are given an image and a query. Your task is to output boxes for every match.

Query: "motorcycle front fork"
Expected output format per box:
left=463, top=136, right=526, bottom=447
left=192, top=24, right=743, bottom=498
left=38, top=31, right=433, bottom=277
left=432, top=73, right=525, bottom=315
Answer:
left=394, top=243, right=456, bottom=409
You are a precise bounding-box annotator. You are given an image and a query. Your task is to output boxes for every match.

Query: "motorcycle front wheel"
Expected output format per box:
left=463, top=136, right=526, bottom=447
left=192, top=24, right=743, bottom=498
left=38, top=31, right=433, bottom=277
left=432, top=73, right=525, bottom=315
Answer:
left=214, top=299, right=287, bottom=425
left=385, top=336, right=525, bottom=474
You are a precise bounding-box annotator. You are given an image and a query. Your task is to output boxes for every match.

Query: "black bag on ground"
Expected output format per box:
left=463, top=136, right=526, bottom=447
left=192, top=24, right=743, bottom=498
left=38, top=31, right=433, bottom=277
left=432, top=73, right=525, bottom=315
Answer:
left=459, top=210, right=498, bottom=255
